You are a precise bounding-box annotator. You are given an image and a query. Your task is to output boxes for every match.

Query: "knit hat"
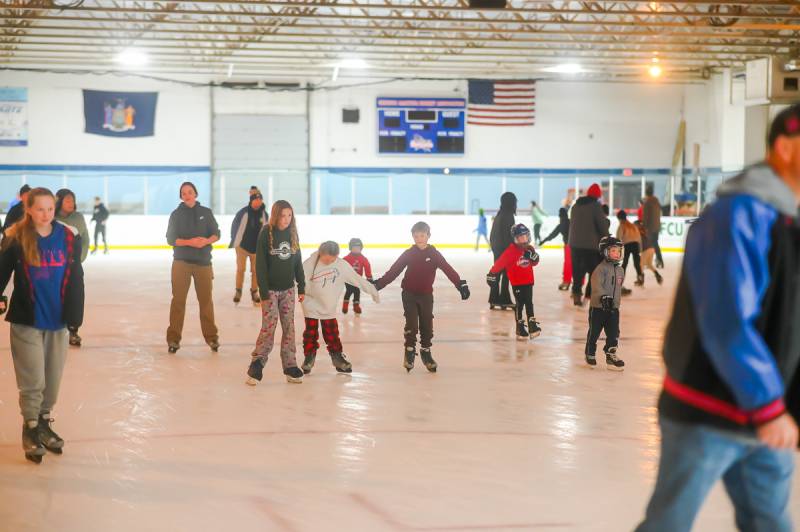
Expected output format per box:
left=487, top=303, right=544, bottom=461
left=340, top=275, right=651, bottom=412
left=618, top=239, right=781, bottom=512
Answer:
left=587, top=183, right=602, bottom=199
left=249, top=192, right=263, bottom=202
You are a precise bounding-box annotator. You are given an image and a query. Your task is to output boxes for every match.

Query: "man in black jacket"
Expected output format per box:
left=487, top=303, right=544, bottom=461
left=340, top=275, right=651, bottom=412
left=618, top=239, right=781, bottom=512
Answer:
left=567, top=183, right=609, bottom=306
left=90, top=196, right=110, bottom=255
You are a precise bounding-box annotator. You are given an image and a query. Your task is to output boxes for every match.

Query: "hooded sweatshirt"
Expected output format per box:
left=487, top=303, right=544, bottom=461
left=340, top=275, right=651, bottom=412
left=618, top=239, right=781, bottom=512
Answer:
left=568, top=196, right=610, bottom=250
left=165, top=202, right=220, bottom=266
left=490, top=244, right=538, bottom=286
left=302, top=252, right=379, bottom=319
left=255, top=225, right=305, bottom=297
left=490, top=192, right=517, bottom=254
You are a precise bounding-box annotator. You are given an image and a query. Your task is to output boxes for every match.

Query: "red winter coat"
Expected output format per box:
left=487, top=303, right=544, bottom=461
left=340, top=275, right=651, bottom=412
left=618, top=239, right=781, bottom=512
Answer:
left=490, top=243, right=538, bottom=286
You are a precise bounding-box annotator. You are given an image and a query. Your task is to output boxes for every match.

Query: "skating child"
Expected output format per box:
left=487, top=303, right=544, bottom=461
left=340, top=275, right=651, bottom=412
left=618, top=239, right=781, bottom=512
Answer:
left=301, top=241, right=379, bottom=374
left=474, top=208, right=490, bottom=251
left=373, top=221, right=471, bottom=372
left=486, top=223, right=542, bottom=340
left=585, top=236, right=626, bottom=371
left=246, top=200, right=305, bottom=385
left=342, top=238, right=373, bottom=315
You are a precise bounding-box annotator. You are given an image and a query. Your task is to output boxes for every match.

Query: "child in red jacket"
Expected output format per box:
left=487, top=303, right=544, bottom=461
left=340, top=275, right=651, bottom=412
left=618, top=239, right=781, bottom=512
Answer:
left=487, top=224, right=542, bottom=339
left=342, top=238, right=373, bottom=315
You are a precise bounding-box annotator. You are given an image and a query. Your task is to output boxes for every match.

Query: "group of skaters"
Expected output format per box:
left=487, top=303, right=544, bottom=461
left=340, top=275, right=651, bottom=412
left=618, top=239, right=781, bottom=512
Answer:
left=2, top=105, right=800, bottom=532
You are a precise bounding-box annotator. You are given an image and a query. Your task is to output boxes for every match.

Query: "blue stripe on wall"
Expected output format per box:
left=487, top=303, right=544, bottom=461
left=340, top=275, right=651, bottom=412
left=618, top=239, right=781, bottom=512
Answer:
left=0, top=165, right=210, bottom=172
left=312, top=166, right=725, bottom=176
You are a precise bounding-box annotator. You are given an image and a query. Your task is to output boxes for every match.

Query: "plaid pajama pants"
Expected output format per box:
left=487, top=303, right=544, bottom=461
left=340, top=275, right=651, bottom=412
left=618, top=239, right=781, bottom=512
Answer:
left=302, top=318, right=343, bottom=355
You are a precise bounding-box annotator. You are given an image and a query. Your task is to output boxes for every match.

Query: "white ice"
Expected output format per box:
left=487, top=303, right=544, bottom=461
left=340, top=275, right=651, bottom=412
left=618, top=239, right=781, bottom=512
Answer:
left=0, top=249, right=797, bottom=531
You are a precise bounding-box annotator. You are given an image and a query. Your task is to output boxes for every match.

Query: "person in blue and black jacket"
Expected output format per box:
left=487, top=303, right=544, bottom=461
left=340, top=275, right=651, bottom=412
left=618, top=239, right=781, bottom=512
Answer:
left=637, top=104, right=800, bottom=531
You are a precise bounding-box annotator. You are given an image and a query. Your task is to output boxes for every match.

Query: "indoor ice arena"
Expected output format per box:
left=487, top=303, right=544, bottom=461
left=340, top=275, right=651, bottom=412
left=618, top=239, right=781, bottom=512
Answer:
left=1, top=1, right=800, bottom=531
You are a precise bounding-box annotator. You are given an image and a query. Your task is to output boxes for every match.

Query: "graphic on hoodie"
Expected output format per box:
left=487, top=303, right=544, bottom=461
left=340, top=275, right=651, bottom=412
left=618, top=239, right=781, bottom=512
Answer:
left=310, top=267, right=341, bottom=288
left=271, top=241, right=293, bottom=260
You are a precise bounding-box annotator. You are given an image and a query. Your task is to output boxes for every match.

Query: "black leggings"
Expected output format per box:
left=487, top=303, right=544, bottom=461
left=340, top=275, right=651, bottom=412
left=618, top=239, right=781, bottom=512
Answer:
left=512, top=284, right=534, bottom=322
left=343, top=284, right=361, bottom=304
left=622, top=242, right=643, bottom=278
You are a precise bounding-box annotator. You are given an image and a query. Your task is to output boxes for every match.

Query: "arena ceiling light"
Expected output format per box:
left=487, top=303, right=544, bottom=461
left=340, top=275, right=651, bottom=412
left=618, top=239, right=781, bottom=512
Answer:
left=114, top=48, right=149, bottom=68
left=648, top=64, right=663, bottom=79
left=338, top=58, right=370, bottom=70
left=542, top=63, right=583, bottom=74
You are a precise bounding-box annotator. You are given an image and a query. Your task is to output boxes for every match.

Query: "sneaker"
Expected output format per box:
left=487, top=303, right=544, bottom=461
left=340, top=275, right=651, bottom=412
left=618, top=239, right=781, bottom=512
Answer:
left=655, top=272, right=664, bottom=285
left=353, top=302, right=362, bottom=315
left=585, top=353, right=597, bottom=367
left=246, top=359, right=264, bottom=385
left=572, top=293, right=584, bottom=307
left=403, top=347, right=416, bottom=372
left=233, top=288, right=242, bottom=303
left=558, top=282, right=570, bottom=291
left=342, top=301, right=349, bottom=314
left=528, top=318, right=542, bottom=338
left=284, top=366, right=304, bottom=383
left=302, top=353, right=316, bottom=374
left=250, top=289, right=261, bottom=305
left=606, top=349, right=625, bottom=371
left=621, top=287, right=633, bottom=297
left=330, top=352, right=353, bottom=373
left=209, top=341, right=220, bottom=353
left=37, top=414, right=64, bottom=454
left=516, top=320, right=529, bottom=340
left=22, top=422, right=45, bottom=463
left=167, top=343, right=180, bottom=354
left=69, top=331, right=82, bottom=347
left=419, top=348, right=438, bottom=373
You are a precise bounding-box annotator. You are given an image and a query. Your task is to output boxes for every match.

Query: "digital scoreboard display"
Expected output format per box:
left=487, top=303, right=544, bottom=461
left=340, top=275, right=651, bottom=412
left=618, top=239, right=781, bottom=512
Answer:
left=377, top=97, right=466, bottom=155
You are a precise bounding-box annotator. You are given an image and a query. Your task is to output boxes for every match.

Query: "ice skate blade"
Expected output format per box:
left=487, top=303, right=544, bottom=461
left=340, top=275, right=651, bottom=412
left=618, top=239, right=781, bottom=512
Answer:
left=285, top=376, right=303, bottom=384
left=606, top=365, right=625, bottom=372
left=529, top=331, right=541, bottom=339
left=25, top=453, right=43, bottom=464
left=245, top=377, right=259, bottom=386
left=44, top=445, right=63, bottom=455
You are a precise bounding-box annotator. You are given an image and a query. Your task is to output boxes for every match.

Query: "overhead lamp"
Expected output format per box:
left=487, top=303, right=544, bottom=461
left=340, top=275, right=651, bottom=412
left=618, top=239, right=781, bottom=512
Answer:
left=543, top=63, right=583, bottom=74
left=114, top=48, right=148, bottom=67
left=338, top=57, right=369, bottom=69
left=648, top=64, right=663, bottom=78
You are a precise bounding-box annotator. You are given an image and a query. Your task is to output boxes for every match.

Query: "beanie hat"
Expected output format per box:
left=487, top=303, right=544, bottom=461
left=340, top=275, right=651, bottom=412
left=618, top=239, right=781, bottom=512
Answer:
left=587, top=183, right=602, bottom=199
left=249, top=192, right=263, bottom=202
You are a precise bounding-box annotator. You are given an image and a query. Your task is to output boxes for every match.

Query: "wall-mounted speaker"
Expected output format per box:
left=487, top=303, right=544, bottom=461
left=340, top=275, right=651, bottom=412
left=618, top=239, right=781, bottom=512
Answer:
left=342, top=108, right=360, bottom=123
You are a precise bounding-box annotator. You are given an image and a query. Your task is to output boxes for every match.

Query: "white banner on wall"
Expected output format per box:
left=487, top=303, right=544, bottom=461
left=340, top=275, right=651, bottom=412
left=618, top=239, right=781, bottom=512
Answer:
left=0, top=87, right=28, bottom=147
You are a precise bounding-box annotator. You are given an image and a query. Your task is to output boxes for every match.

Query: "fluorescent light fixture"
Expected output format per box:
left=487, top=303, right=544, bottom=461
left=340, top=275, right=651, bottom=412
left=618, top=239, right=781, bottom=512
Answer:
left=649, top=64, right=663, bottom=78
left=543, top=63, right=583, bottom=74
left=227, top=63, right=234, bottom=78
left=338, top=57, right=369, bottom=69
left=114, top=48, right=148, bottom=67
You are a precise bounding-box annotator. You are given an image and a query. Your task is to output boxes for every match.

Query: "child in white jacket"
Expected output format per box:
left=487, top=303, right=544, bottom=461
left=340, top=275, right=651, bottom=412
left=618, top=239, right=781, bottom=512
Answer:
left=301, top=241, right=379, bottom=374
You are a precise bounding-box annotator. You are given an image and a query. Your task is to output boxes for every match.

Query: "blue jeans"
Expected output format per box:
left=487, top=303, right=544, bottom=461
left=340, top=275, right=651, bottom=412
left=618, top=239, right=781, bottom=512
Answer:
left=636, top=416, right=795, bottom=532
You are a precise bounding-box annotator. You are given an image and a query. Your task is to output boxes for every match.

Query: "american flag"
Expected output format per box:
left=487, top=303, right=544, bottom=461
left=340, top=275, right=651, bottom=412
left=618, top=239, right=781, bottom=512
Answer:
left=467, top=79, right=536, bottom=127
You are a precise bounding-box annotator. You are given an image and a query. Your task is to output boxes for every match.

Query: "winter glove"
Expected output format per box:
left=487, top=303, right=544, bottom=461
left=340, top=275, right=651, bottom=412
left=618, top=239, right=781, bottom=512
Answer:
left=458, top=280, right=471, bottom=300
left=601, top=295, right=614, bottom=312
left=486, top=272, right=498, bottom=287
left=0, top=296, right=6, bottom=315
left=523, top=247, right=540, bottom=266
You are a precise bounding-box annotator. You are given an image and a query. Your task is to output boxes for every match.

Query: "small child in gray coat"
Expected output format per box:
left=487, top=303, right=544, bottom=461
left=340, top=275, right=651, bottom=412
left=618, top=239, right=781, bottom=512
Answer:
left=585, top=236, right=626, bottom=371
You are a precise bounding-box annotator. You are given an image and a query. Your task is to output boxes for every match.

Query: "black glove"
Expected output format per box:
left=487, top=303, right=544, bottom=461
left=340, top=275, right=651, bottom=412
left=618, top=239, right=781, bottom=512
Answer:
left=486, top=272, right=498, bottom=287
left=601, top=295, right=614, bottom=311
left=458, top=280, right=470, bottom=300
left=0, top=296, right=7, bottom=316
left=523, top=248, right=540, bottom=266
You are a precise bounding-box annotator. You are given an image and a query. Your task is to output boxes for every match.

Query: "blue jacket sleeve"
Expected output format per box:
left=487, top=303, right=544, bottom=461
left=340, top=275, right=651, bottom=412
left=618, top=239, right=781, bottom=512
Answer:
left=685, top=195, right=784, bottom=412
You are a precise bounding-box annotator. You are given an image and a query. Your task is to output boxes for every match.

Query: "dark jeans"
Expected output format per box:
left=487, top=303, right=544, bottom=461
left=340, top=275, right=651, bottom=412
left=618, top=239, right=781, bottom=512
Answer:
left=94, top=223, right=107, bottom=251
left=512, top=284, right=534, bottom=322
left=636, top=417, right=794, bottom=532
left=622, top=242, right=643, bottom=278
left=571, top=247, right=602, bottom=298
left=648, top=230, right=663, bottom=265
left=585, top=307, right=619, bottom=356
left=489, top=248, right=513, bottom=306
left=343, top=284, right=361, bottom=304
left=402, top=291, right=434, bottom=349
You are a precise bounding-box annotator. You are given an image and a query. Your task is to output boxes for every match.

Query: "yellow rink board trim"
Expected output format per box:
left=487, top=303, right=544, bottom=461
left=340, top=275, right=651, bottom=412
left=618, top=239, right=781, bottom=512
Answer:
left=99, top=244, right=686, bottom=252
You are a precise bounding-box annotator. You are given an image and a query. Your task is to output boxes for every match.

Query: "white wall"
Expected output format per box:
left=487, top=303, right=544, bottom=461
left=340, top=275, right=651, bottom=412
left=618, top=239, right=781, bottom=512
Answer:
left=1, top=71, right=210, bottom=167
left=310, top=78, right=723, bottom=170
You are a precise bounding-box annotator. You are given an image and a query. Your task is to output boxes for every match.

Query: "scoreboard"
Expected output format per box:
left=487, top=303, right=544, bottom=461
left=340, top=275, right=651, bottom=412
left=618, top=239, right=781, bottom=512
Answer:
left=376, top=97, right=465, bottom=155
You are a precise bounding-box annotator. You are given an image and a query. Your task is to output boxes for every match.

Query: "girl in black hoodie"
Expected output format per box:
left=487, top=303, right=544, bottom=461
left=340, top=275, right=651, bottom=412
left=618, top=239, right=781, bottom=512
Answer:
left=489, top=192, right=517, bottom=309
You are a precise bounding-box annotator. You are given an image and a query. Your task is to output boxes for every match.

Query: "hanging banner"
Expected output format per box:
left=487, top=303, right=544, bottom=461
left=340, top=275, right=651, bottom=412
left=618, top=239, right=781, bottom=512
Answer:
left=0, top=87, right=29, bottom=146
left=83, top=89, right=157, bottom=137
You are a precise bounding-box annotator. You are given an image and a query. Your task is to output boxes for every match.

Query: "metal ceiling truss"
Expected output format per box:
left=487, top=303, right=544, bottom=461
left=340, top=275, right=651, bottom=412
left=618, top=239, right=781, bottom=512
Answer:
left=2, top=0, right=799, bottom=81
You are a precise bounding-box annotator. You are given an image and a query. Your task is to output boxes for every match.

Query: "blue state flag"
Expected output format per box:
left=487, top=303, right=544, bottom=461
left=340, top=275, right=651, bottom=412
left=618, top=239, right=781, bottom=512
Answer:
left=83, top=89, right=157, bottom=137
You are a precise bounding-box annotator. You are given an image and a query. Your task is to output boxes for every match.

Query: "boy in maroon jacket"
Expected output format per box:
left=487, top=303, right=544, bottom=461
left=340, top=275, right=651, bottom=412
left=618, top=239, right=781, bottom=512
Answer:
left=374, top=222, right=470, bottom=372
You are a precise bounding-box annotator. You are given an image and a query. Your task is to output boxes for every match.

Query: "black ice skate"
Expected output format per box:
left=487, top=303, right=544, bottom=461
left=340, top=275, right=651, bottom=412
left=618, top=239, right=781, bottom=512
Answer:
left=167, top=343, right=180, bottom=354
left=558, top=282, right=570, bottom=291
left=585, top=353, right=597, bottom=368
left=302, top=353, right=316, bottom=374
left=38, top=414, right=64, bottom=454
left=621, top=287, right=633, bottom=297
left=209, top=341, right=220, bottom=353
left=233, top=288, right=242, bottom=303
left=528, top=318, right=542, bottom=339
left=69, top=331, right=82, bottom=347
left=606, top=348, right=625, bottom=371
left=572, top=293, right=584, bottom=307
left=403, top=347, right=416, bottom=372
left=22, top=423, right=45, bottom=464
left=330, top=352, right=353, bottom=373
left=655, top=271, right=664, bottom=285
left=516, top=320, right=529, bottom=340
left=250, top=289, right=260, bottom=305
left=284, top=366, right=304, bottom=383
left=246, top=359, right=264, bottom=385
left=420, top=348, right=438, bottom=373
left=635, top=274, right=645, bottom=287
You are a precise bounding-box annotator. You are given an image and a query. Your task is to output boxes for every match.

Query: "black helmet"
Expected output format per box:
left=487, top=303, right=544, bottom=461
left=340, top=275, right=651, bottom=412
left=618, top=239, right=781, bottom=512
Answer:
left=599, top=236, right=624, bottom=262
left=348, top=238, right=363, bottom=250
left=510, top=223, right=531, bottom=244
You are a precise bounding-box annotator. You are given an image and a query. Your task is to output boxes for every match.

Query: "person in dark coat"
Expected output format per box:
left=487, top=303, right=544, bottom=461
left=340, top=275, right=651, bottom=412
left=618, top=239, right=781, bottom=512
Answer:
left=568, top=183, right=610, bottom=306
left=540, top=206, right=573, bottom=291
left=488, top=192, right=517, bottom=309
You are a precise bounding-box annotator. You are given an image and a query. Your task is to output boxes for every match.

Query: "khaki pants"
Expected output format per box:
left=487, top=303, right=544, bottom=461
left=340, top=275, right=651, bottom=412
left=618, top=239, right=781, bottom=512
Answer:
left=235, top=247, right=257, bottom=291
left=10, top=324, right=68, bottom=422
left=167, top=260, right=219, bottom=346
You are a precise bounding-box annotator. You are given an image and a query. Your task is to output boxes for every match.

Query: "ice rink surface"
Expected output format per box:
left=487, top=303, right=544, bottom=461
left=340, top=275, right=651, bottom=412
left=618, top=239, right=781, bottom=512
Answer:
left=0, top=248, right=797, bottom=531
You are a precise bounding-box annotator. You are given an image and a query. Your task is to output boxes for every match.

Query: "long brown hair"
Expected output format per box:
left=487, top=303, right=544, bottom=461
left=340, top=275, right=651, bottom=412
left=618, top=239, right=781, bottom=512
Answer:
left=2, top=187, right=56, bottom=267
left=266, top=200, right=299, bottom=252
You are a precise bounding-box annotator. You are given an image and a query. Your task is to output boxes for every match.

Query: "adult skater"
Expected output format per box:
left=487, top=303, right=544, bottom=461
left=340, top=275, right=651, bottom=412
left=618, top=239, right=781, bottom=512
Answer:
left=229, top=191, right=267, bottom=304
left=474, top=208, right=490, bottom=251
left=615, top=210, right=642, bottom=296
left=90, top=196, right=109, bottom=255
left=0, top=187, right=85, bottom=463
left=55, top=189, right=90, bottom=347
left=3, top=184, right=31, bottom=234
left=637, top=104, right=800, bottom=531
left=540, top=207, right=572, bottom=291
left=489, top=192, right=517, bottom=310
left=530, top=201, right=546, bottom=245
left=165, top=182, right=221, bottom=354
left=642, top=184, right=663, bottom=268
left=568, top=183, right=609, bottom=307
